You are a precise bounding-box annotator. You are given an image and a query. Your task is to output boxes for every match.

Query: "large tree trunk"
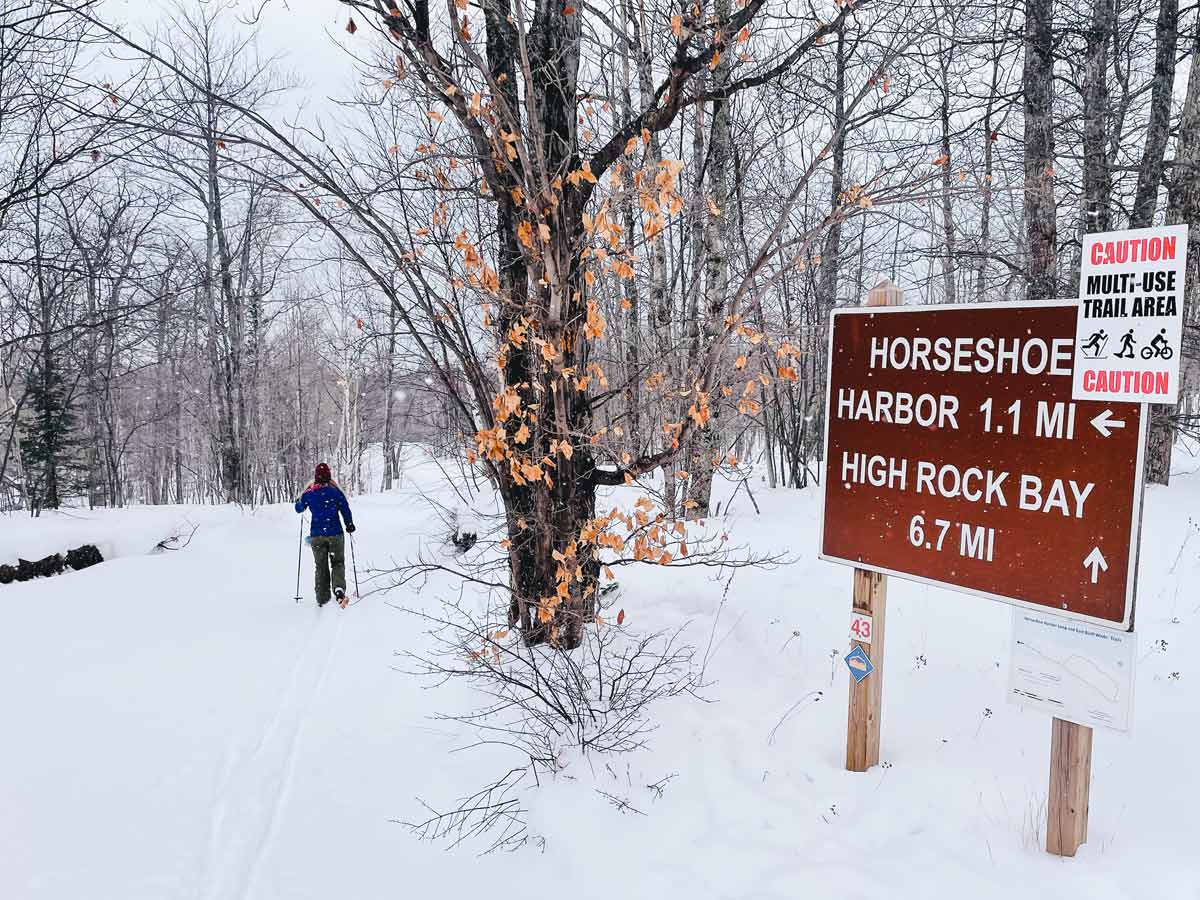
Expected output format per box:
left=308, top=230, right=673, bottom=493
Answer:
left=1081, top=0, right=1114, bottom=235
left=639, top=25, right=675, bottom=517
left=687, top=0, right=733, bottom=518
left=174, top=302, right=186, bottom=503
left=1023, top=0, right=1057, bottom=300
left=203, top=160, right=239, bottom=503
left=616, top=0, right=641, bottom=457
left=502, top=458, right=600, bottom=649
left=818, top=25, right=847, bottom=315
left=807, top=23, right=848, bottom=480
left=39, top=336, right=59, bottom=510
left=101, top=273, right=123, bottom=507
left=480, top=0, right=600, bottom=648
left=381, top=296, right=398, bottom=491
left=205, top=102, right=248, bottom=504
left=938, top=33, right=957, bottom=304
left=681, top=94, right=706, bottom=508
left=82, top=263, right=104, bottom=508
left=497, top=240, right=603, bottom=650
left=1130, top=0, right=1178, bottom=229
left=1149, top=16, right=1200, bottom=485
left=976, top=6, right=1010, bottom=302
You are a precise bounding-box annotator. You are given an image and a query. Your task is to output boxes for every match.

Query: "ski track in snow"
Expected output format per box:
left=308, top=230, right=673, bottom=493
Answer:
left=196, top=608, right=344, bottom=900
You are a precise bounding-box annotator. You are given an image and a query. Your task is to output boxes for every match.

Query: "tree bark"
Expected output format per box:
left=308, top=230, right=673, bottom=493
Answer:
left=976, top=6, right=1011, bottom=302
left=1130, top=0, right=1178, bottom=229
left=938, top=31, right=958, bottom=304
left=682, top=93, right=706, bottom=507
left=1148, top=17, right=1200, bottom=485
left=808, top=23, right=848, bottom=476
left=1023, top=0, right=1058, bottom=300
left=618, top=0, right=642, bottom=457
left=382, top=295, right=398, bottom=491
left=1081, top=0, right=1114, bottom=234
left=687, top=0, right=733, bottom=517
left=632, top=0, right=675, bottom=516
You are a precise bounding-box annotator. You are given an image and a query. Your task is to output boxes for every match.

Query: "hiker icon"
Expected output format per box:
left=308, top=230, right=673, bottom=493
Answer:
left=1080, top=329, right=1108, bottom=358
left=1141, top=328, right=1174, bottom=360
left=1114, top=328, right=1137, bottom=359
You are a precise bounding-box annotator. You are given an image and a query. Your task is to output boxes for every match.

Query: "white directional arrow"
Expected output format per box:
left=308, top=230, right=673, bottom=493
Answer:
left=1090, top=409, right=1127, bottom=438
left=1083, top=547, right=1109, bottom=584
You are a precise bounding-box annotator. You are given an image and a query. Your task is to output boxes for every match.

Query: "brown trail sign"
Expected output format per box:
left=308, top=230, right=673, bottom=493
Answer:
left=822, top=295, right=1148, bottom=859
left=820, top=300, right=1145, bottom=630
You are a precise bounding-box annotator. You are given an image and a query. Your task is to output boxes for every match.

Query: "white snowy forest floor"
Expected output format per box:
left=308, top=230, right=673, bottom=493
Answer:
left=3, top=448, right=1200, bottom=900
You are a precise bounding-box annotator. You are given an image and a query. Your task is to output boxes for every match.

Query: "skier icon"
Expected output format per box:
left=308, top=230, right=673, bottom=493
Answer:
left=1080, top=329, right=1108, bottom=358
left=1114, top=328, right=1137, bottom=359
left=1141, top=327, right=1174, bottom=360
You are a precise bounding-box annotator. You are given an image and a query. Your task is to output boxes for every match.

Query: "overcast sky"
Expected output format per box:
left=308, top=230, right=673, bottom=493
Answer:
left=104, top=0, right=367, bottom=116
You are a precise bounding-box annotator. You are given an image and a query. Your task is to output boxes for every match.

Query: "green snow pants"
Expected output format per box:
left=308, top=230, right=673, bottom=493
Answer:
left=310, top=534, right=346, bottom=604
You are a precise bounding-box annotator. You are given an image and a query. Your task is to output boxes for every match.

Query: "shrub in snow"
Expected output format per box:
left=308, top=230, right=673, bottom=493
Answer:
left=400, top=595, right=700, bottom=852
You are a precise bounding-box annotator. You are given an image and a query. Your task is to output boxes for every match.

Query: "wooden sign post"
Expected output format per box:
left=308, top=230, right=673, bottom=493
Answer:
left=847, top=568, right=887, bottom=771
left=845, top=279, right=902, bottom=773
left=1047, top=717, right=1092, bottom=855
left=1043, top=223, right=1174, bottom=857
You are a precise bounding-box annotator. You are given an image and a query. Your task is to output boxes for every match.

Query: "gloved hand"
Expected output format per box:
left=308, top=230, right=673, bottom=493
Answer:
left=346, top=523, right=356, bottom=534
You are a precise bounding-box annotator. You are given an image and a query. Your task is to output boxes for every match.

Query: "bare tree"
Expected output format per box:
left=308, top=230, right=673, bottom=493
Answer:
left=1023, top=0, right=1058, bottom=300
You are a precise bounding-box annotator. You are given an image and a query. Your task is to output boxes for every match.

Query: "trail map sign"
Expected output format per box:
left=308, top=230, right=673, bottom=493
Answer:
left=1072, top=224, right=1188, bottom=404
left=1009, top=609, right=1135, bottom=733
left=819, top=301, right=1144, bottom=630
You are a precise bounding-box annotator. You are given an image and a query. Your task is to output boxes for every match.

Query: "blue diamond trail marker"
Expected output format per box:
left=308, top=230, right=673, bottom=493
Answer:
left=844, top=645, right=875, bottom=684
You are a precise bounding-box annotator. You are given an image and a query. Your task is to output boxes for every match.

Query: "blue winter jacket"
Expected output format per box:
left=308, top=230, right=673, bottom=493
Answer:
left=295, top=483, right=354, bottom=537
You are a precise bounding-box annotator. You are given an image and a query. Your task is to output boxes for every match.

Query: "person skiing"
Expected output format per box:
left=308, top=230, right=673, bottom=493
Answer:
left=294, top=462, right=355, bottom=607
left=1080, top=329, right=1107, bottom=358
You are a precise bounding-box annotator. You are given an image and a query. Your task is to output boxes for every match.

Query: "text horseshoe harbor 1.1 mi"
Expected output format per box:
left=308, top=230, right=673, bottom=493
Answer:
left=819, top=301, right=1144, bottom=630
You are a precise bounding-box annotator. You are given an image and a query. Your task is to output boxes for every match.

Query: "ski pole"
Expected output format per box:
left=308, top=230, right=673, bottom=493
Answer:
left=294, top=514, right=305, bottom=603
left=349, top=531, right=360, bottom=599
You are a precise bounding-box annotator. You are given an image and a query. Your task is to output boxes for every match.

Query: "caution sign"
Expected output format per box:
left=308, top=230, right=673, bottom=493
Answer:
left=1072, top=224, right=1188, bottom=404
left=819, top=302, right=1144, bottom=630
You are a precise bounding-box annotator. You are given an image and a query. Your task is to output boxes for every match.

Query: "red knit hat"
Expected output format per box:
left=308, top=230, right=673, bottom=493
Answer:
left=314, top=462, right=331, bottom=484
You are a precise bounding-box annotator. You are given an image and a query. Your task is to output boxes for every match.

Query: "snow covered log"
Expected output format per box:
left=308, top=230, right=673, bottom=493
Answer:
left=0, top=545, right=104, bottom=585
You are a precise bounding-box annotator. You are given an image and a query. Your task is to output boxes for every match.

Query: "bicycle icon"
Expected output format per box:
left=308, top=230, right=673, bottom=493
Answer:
left=1141, top=328, right=1174, bottom=360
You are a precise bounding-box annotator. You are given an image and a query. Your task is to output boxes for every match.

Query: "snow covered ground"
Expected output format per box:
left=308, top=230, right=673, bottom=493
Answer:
left=3, top=449, right=1199, bottom=899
